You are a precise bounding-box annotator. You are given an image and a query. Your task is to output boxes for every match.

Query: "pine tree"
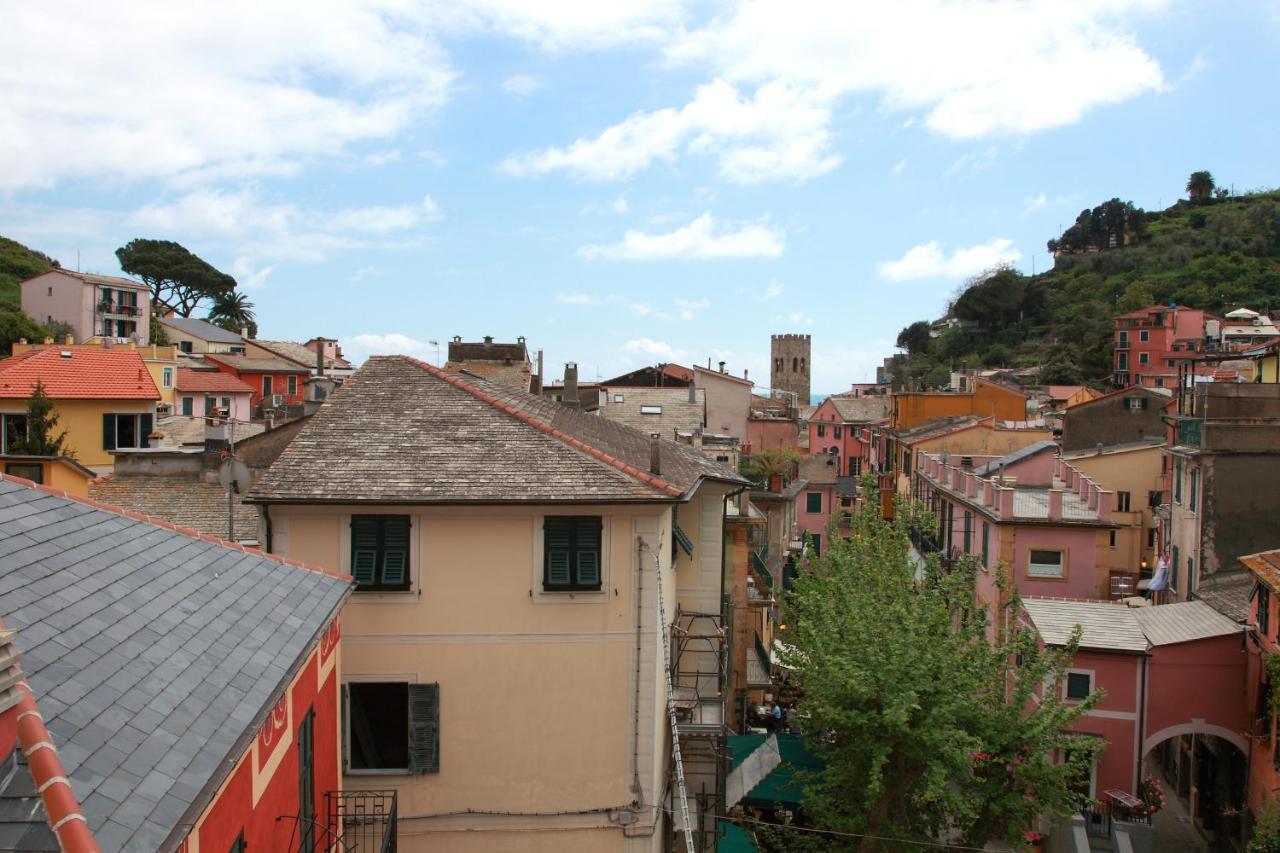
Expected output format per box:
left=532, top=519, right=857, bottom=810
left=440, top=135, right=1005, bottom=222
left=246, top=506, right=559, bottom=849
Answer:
left=15, top=380, right=69, bottom=457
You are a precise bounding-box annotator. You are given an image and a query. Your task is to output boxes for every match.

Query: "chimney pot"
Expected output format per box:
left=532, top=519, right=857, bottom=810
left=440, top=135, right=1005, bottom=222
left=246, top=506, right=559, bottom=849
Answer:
left=744, top=368, right=749, bottom=380
left=719, top=361, right=726, bottom=373
left=316, top=338, right=326, bottom=377
left=563, top=363, right=580, bottom=410
left=453, top=335, right=461, bottom=342
left=43, top=336, right=53, bottom=345
left=240, top=326, right=248, bottom=338
left=64, top=335, right=74, bottom=346
left=688, top=384, right=697, bottom=404
left=484, top=335, right=494, bottom=344
left=649, top=434, right=661, bottom=475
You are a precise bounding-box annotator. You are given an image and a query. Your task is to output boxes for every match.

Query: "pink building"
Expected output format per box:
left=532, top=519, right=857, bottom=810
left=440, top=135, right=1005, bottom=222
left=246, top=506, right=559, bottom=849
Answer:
left=794, top=454, right=854, bottom=556
left=175, top=367, right=254, bottom=422
left=1022, top=598, right=1248, bottom=832
left=807, top=395, right=890, bottom=478
left=1113, top=304, right=1209, bottom=389
left=912, top=442, right=1121, bottom=608
left=20, top=269, right=150, bottom=344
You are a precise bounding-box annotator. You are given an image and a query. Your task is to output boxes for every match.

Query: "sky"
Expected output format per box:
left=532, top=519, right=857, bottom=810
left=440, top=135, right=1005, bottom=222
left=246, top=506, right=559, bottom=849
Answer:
left=2, top=1, right=1278, bottom=396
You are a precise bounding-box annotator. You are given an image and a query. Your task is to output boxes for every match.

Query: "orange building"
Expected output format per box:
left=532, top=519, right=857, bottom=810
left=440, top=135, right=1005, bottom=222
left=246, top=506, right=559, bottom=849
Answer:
left=891, top=378, right=1029, bottom=431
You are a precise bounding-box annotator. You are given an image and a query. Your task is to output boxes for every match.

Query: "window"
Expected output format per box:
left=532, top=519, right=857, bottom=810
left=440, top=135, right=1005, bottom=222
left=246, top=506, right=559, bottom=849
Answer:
left=205, top=396, right=216, bottom=415
left=181, top=397, right=193, bottom=417
left=288, top=374, right=298, bottom=396
left=263, top=375, right=273, bottom=397
left=229, top=834, right=246, bottom=853
left=981, top=522, right=990, bottom=568
left=1139, top=352, right=1149, bottom=365
left=543, top=516, right=603, bottom=591
left=345, top=682, right=439, bottom=773
left=1118, top=331, right=1129, bottom=346
left=350, top=515, right=411, bottom=591
left=1140, top=330, right=1149, bottom=342
left=806, top=492, right=822, bottom=513
left=792, top=357, right=798, bottom=372
left=1156, top=377, right=1165, bottom=387
left=834, top=425, right=842, bottom=439
left=809, top=532, right=821, bottom=557
left=1027, top=549, right=1064, bottom=578
left=1117, top=352, right=1129, bottom=370
left=221, top=397, right=230, bottom=410
left=902, top=450, right=912, bottom=477
left=162, top=367, right=173, bottom=388
left=639, top=404, right=662, bottom=415
left=102, top=413, right=153, bottom=450
left=179, top=340, right=193, bottom=353
left=1260, top=586, right=1272, bottom=637
left=1109, top=529, right=1117, bottom=548
left=4, top=463, right=42, bottom=483
left=963, top=511, right=972, bottom=553
left=715, top=455, right=729, bottom=463
left=1174, top=459, right=1183, bottom=503
left=613, top=393, right=624, bottom=403
left=1148, top=490, right=1162, bottom=508
left=298, top=708, right=315, bottom=852
left=1147, top=528, right=1157, bottom=549
left=1065, top=671, right=1092, bottom=701
left=816, top=424, right=826, bottom=437
left=1116, top=491, right=1131, bottom=512
left=1, top=414, right=28, bottom=453
left=849, top=458, right=861, bottom=476
left=1189, top=468, right=1198, bottom=512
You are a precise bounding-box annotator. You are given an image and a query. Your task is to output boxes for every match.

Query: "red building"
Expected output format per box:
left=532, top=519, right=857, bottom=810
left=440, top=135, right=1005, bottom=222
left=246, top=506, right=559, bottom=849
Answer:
left=1241, top=548, right=1280, bottom=828
left=807, top=395, right=890, bottom=478
left=0, top=473, right=373, bottom=852
left=205, top=353, right=310, bottom=409
left=1113, top=304, right=1209, bottom=389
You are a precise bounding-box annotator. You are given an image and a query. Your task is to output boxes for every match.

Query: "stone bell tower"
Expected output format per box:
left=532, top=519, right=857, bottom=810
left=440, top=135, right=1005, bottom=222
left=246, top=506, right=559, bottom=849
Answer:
left=770, top=334, right=811, bottom=406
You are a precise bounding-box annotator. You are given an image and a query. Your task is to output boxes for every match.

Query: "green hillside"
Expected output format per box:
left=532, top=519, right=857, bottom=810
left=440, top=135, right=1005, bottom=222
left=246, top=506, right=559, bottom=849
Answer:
left=893, top=183, right=1280, bottom=388
left=0, top=236, right=59, bottom=354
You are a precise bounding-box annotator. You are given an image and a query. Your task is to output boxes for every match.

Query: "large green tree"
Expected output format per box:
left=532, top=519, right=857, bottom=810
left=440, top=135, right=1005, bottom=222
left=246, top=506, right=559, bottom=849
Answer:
left=13, top=380, right=69, bottom=457
left=895, top=321, right=932, bottom=356
left=207, top=290, right=257, bottom=338
left=115, top=239, right=236, bottom=317
left=1187, top=171, right=1216, bottom=204
left=0, top=310, right=45, bottom=357
left=781, top=491, right=1101, bottom=851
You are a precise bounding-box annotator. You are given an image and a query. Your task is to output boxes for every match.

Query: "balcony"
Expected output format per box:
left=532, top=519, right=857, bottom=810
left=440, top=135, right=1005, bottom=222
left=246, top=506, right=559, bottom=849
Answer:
left=324, top=790, right=397, bottom=852
left=97, top=301, right=141, bottom=316
left=1177, top=418, right=1202, bottom=447
left=1115, top=340, right=1130, bottom=350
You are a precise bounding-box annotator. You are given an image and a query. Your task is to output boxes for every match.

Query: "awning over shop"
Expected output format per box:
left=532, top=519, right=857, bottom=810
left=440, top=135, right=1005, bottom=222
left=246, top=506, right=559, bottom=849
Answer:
left=727, top=734, right=822, bottom=809
left=716, top=819, right=757, bottom=852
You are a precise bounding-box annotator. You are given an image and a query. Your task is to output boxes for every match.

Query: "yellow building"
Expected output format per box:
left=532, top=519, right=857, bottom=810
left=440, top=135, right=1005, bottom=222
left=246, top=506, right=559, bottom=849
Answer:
left=247, top=356, right=748, bottom=853
left=887, top=415, right=1055, bottom=497
left=0, top=346, right=159, bottom=469
left=0, top=454, right=97, bottom=496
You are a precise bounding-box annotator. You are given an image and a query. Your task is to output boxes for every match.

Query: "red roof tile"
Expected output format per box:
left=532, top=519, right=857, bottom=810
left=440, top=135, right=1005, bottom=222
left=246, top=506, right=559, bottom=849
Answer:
left=0, top=348, right=160, bottom=400
left=174, top=367, right=254, bottom=394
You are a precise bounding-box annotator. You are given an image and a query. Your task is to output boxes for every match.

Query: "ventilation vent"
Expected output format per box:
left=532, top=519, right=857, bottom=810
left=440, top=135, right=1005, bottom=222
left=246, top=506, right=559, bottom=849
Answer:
left=0, top=630, right=24, bottom=715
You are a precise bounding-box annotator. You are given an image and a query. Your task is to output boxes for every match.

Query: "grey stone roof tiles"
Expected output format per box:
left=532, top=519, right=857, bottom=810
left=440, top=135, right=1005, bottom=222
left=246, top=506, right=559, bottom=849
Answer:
left=0, top=478, right=350, bottom=852
left=248, top=356, right=747, bottom=504
left=88, top=475, right=259, bottom=544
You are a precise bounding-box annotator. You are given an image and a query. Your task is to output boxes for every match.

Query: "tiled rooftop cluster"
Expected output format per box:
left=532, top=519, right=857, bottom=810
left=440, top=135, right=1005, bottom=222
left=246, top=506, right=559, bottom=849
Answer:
left=918, top=450, right=1113, bottom=523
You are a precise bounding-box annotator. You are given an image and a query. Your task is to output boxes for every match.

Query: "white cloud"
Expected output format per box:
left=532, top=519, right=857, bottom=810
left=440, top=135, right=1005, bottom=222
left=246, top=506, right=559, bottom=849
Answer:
left=891, top=158, right=908, bottom=177
left=673, top=296, right=711, bottom=320
left=328, top=195, right=443, bottom=232
left=502, top=73, right=541, bottom=95
left=612, top=195, right=630, bottom=214
left=877, top=238, right=1022, bottom=282
left=340, top=332, right=440, bottom=366
left=758, top=280, right=785, bottom=300
left=556, top=292, right=599, bottom=305
left=578, top=213, right=785, bottom=261
left=364, top=149, right=403, bottom=167
left=351, top=266, right=382, bottom=282
left=777, top=311, right=814, bottom=326
left=622, top=338, right=685, bottom=361
left=1024, top=193, right=1049, bottom=214
left=502, top=79, right=841, bottom=184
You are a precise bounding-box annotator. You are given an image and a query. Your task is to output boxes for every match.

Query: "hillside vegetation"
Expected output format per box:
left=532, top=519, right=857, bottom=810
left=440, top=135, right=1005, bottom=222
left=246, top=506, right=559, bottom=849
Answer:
left=0, top=236, right=58, bottom=354
left=894, top=180, right=1280, bottom=388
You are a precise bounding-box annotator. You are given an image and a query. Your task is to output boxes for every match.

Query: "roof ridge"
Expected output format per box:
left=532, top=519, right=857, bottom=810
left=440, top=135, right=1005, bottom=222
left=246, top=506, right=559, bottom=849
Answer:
left=0, top=473, right=348, bottom=581
left=400, top=356, right=684, bottom=498
left=0, top=621, right=99, bottom=853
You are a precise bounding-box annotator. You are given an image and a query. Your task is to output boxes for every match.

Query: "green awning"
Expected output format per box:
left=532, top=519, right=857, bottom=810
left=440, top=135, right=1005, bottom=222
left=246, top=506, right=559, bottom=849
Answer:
left=727, top=734, right=822, bottom=808
left=716, top=819, right=757, bottom=852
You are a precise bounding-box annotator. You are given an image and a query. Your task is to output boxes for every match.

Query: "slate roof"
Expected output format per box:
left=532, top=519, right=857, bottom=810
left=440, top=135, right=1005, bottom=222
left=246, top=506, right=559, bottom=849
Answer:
left=0, top=749, right=59, bottom=850
left=203, top=355, right=308, bottom=375
left=891, top=415, right=989, bottom=444
left=0, top=349, right=160, bottom=400
left=173, top=368, right=253, bottom=394
left=972, top=440, right=1058, bottom=477
left=797, top=455, right=840, bottom=486
left=153, top=416, right=265, bottom=447
left=0, top=477, right=350, bottom=852
left=1023, top=598, right=1241, bottom=653
left=249, top=356, right=747, bottom=504
left=250, top=340, right=350, bottom=371
left=155, top=317, right=242, bottom=345
left=88, top=475, right=260, bottom=544
left=1194, top=570, right=1255, bottom=624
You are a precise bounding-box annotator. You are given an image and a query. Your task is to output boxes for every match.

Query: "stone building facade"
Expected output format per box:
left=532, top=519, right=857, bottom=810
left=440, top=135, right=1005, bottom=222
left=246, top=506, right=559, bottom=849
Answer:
left=770, top=333, right=811, bottom=406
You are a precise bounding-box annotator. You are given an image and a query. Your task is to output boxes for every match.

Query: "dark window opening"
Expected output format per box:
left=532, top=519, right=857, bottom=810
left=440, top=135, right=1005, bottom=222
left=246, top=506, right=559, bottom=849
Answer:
left=348, top=683, right=410, bottom=771
left=2, top=414, right=28, bottom=453
left=1066, top=672, right=1091, bottom=701
left=543, top=516, right=603, bottom=591
left=806, top=492, right=822, bottom=513
left=4, top=463, right=42, bottom=483
left=350, top=515, right=411, bottom=591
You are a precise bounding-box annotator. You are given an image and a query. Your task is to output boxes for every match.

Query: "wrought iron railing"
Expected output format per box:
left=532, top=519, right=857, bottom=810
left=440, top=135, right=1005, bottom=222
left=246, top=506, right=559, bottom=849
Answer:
left=1178, top=418, right=1203, bottom=447
left=326, top=790, right=397, bottom=852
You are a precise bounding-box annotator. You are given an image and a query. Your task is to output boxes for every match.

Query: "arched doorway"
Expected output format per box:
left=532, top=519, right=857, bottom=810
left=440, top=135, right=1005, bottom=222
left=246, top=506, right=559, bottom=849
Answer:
left=1143, top=723, right=1247, bottom=851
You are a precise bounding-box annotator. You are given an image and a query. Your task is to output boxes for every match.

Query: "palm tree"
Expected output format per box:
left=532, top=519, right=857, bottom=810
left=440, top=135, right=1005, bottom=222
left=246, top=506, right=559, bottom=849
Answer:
left=1186, top=171, right=1215, bottom=204
left=207, top=290, right=257, bottom=338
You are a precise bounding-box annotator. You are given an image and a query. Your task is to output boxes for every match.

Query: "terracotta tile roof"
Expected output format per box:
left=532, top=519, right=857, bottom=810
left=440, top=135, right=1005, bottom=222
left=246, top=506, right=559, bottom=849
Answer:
left=0, top=347, right=160, bottom=400
left=1241, top=549, right=1280, bottom=594
left=89, top=474, right=260, bottom=543
left=250, top=340, right=351, bottom=370
left=204, top=354, right=310, bottom=375
left=249, top=356, right=748, bottom=504
left=174, top=367, right=254, bottom=394
left=0, top=475, right=349, bottom=850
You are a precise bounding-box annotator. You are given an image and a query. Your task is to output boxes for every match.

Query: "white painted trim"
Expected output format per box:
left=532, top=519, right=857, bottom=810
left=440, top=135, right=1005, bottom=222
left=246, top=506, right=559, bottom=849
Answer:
left=1084, top=708, right=1137, bottom=721
left=1142, top=719, right=1248, bottom=757
left=1064, top=667, right=1095, bottom=703
left=530, top=511, right=613, bottom=604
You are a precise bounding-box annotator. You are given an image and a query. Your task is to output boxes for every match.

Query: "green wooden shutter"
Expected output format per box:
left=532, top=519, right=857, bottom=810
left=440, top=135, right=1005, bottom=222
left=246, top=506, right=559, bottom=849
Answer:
left=340, top=683, right=348, bottom=772
left=382, top=516, right=410, bottom=588
left=575, top=518, right=602, bottom=587
left=351, top=517, right=380, bottom=587
left=407, top=683, right=440, bottom=774
left=102, top=414, right=116, bottom=450
left=544, top=519, right=572, bottom=587
left=139, top=413, right=153, bottom=441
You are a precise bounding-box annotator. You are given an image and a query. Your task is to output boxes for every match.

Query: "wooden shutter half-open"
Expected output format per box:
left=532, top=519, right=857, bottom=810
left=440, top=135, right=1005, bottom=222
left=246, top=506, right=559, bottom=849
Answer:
left=351, top=517, right=380, bottom=587
left=407, top=683, right=440, bottom=774
left=381, top=516, right=410, bottom=588
left=575, top=518, right=602, bottom=587
left=544, top=518, right=573, bottom=587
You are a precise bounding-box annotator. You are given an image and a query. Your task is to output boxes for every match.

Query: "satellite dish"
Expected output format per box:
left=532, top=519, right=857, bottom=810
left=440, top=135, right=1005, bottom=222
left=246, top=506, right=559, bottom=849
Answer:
left=217, top=458, right=254, bottom=492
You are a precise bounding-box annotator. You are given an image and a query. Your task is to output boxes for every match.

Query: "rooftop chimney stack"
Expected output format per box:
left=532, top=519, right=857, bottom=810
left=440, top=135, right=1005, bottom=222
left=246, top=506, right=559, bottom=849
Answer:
left=688, top=384, right=697, bottom=404
left=315, top=338, right=326, bottom=377
left=719, top=361, right=726, bottom=373
left=65, top=335, right=74, bottom=346
left=649, top=434, right=661, bottom=475
left=563, top=362, right=580, bottom=410
left=484, top=335, right=494, bottom=344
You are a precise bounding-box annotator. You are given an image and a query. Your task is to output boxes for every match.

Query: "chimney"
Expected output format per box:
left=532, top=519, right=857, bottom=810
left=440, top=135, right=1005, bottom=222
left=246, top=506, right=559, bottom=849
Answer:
left=484, top=335, right=494, bottom=344
left=649, top=434, right=661, bottom=475
left=719, top=361, right=726, bottom=373
left=240, top=326, right=249, bottom=338
left=43, top=336, right=53, bottom=345
left=563, top=363, right=579, bottom=410
left=64, top=335, right=73, bottom=346
left=315, top=338, right=326, bottom=377
left=743, top=368, right=749, bottom=380
left=688, top=384, right=697, bottom=403
left=102, top=337, right=113, bottom=349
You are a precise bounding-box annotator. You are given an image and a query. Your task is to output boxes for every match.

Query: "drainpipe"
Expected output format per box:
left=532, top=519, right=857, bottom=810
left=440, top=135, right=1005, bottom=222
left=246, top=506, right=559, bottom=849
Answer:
left=1137, top=653, right=1149, bottom=794
left=631, top=534, right=647, bottom=803
left=263, top=504, right=274, bottom=553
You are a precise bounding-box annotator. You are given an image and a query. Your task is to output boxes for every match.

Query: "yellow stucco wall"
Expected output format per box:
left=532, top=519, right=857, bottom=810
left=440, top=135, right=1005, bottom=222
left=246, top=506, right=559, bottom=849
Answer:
left=897, top=426, right=1053, bottom=495
left=0, top=398, right=155, bottom=468
left=267, top=502, right=683, bottom=853
left=1066, top=445, right=1163, bottom=579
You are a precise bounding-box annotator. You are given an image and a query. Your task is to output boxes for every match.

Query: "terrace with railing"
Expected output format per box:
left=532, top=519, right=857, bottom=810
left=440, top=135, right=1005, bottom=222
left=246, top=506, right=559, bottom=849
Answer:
left=916, top=451, right=1113, bottom=524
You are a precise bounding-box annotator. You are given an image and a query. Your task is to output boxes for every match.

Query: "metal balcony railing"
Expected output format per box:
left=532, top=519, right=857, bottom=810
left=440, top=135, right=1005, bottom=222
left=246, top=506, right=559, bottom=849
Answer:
left=326, top=789, right=397, bottom=852
left=97, top=301, right=141, bottom=316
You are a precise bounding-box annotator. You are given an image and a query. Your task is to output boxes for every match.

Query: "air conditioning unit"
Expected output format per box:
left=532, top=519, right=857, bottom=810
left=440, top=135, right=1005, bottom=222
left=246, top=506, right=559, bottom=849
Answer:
left=155, top=403, right=172, bottom=417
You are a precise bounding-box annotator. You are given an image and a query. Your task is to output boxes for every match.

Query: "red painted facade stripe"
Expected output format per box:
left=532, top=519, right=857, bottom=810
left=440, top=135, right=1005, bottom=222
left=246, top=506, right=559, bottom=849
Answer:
left=404, top=356, right=685, bottom=497
left=0, top=473, right=348, bottom=581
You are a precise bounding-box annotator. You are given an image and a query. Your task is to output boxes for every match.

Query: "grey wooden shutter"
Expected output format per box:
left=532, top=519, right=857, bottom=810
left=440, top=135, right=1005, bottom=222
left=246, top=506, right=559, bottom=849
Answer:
left=102, top=414, right=116, bottom=450
left=544, top=519, right=572, bottom=587
left=351, top=517, right=379, bottom=587
left=575, top=518, right=602, bottom=587
left=382, top=517, right=410, bottom=588
left=407, top=683, right=440, bottom=773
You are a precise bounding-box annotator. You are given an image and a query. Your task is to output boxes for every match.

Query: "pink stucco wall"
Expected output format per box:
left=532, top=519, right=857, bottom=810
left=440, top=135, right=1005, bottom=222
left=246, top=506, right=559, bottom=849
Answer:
left=746, top=418, right=798, bottom=454
left=1144, top=634, right=1248, bottom=750
left=796, top=484, right=835, bottom=553
left=1000, top=450, right=1055, bottom=487
left=177, top=391, right=252, bottom=423
left=21, top=271, right=92, bottom=341
left=1011, top=526, right=1104, bottom=600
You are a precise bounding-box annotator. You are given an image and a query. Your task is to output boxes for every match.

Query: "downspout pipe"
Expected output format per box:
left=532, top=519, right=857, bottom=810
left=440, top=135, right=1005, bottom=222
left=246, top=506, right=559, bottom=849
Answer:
left=262, top=504, right=274, bottom=553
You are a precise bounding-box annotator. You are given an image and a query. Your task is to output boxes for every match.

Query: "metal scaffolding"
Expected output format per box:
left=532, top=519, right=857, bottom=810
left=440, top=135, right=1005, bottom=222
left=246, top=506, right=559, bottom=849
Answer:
left=670, top=607, right=730, bottom=852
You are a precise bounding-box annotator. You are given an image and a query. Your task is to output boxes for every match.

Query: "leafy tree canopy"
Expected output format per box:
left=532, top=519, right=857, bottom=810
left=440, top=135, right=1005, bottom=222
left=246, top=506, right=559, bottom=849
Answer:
left=781, top=489, right=1102, bottom=851
left=1187, top=170, right=1216, bottom=204
left=0, top=235, right=57, bottom=310
left=115, top=239, right=236, bottom=317
left=0, top=309, right=46, bottom=357
left=895, top=320, right=932, bottom=356
left=207, top=290, right=258, bottom=338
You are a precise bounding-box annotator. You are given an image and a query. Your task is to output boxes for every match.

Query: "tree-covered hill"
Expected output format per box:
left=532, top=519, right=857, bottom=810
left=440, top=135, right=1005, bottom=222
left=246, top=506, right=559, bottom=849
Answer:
left=894, top=178, right=1280, bottom=388
left=0, top=236, right=57, bottom=310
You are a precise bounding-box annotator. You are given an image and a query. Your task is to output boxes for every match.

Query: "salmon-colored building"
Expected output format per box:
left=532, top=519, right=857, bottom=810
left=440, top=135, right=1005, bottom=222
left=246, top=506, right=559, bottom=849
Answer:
left=807, top=395, right=890, bottom=477
left=1113, top=304, right=1209, bottom=389
left=891, top=378, right=1029, bottom=431
left=1241, top=548, right=1280, bottom=828
left=205, top=353, right=309, bottom=410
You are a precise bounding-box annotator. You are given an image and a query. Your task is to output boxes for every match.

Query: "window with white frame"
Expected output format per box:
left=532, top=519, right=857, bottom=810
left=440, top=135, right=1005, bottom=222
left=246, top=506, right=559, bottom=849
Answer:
left=1027, top=549, right=1065, bottom=578
left=344, top=682, right=439, bottom=774
left=1065, top=670, right=1092, bottom=701
left=640, top=404, right=662, bottom=415
left=162, top=367, right=173, bottom=388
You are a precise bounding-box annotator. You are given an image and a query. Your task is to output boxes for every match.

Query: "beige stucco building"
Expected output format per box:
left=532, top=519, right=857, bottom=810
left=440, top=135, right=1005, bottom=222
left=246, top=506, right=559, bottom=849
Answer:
left=693, top=365, right=752, bottom=441
left=248, top=356, right=747, bottom=852
left=20, top=269, right=151, bottom=344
